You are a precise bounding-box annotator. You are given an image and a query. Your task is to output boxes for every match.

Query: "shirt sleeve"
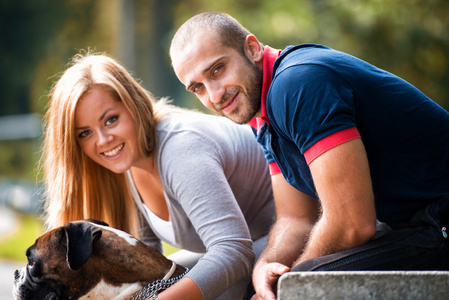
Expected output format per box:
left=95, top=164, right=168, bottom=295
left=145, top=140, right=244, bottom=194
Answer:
left=304, top=127, right=361, bottom=164
left=269, top=63, right=359, bottom=160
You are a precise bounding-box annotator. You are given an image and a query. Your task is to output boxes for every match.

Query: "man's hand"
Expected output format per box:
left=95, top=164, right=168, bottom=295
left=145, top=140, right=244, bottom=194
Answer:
left=251, top=261, right=290, bottom=300
left=250, top=173, right=318, bottom=299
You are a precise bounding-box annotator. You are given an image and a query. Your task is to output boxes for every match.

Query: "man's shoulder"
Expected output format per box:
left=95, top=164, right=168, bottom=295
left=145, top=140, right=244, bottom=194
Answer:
left=275, top=44, right=331, bottom=69
left=269, top=44, right=338, bottom=93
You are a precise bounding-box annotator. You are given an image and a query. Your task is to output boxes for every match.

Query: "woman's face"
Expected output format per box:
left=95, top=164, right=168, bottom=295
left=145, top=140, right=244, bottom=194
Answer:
left=75, top=86, right=140, bottom=173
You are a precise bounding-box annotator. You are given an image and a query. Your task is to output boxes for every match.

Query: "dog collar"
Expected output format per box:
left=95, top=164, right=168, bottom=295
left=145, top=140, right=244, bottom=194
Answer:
left=127, top=261, right=189, bottom=300
left=162, top=261, right=177, bottom=281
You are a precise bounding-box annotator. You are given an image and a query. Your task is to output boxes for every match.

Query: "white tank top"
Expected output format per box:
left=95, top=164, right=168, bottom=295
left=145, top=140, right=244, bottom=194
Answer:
left=143, top=203, right=176, bottom=245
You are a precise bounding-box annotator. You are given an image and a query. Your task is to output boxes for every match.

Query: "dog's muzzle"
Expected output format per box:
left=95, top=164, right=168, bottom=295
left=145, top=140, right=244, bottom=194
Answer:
left=13, top=267, right=66, bottom=300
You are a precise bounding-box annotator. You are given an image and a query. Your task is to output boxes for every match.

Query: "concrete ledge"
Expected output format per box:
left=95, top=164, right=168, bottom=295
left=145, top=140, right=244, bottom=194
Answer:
left=278, top=271, right=449, bottom=300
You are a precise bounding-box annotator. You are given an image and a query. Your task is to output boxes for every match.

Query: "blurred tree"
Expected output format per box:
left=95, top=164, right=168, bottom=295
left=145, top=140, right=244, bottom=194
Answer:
left=0, top=0, right=114, bottom=182
left=2, top=0, right=448, bottom=117
left=170, top=0, right=449, bottom=109
left=131, top=0, right=183, bottom=101
left=1, top=0, right=448, bottom=182
left=30, top=0, right=118, bottom=114
left=0, top=0, right=69, bottom=116
left=307, top=0, right=449, bottom=108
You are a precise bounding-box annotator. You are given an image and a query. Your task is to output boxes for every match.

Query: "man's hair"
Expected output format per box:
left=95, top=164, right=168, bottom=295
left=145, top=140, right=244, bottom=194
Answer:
left=170, top=12, right=253, bottom=60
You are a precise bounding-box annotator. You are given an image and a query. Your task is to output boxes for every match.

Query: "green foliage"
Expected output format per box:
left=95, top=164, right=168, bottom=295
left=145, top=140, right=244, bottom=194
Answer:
left=0, top=140, right=39, bottom=181
left=1, top=0, right=448, bottom=190
left=2, top=0, right=448, bottom=117
left=0, top=213, right=177, bottom=263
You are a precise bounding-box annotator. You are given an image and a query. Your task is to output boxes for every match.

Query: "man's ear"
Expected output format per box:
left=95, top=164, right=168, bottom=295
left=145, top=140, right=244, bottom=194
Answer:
left=245, top=35, right=264, bottom=63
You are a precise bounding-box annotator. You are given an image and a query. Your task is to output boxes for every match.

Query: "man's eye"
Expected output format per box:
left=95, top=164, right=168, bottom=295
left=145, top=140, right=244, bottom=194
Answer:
left=193, top=84, right=203, bottom=93
left=105, top=116, right=118, bottom=126
left=213, top=65, right=222, bottom=74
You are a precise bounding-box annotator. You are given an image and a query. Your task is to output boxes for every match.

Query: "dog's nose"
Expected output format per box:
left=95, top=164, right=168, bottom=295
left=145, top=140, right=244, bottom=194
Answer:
left=14, top=270, right=20, bottom=280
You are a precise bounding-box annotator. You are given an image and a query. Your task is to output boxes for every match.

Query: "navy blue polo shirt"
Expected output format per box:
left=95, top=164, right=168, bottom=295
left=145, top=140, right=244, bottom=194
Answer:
left=254, top=44, right=449, bottom=224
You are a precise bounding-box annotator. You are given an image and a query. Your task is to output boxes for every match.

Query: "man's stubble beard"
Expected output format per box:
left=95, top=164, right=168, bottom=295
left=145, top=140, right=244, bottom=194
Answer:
left=218, top=60, right=263, bottom=125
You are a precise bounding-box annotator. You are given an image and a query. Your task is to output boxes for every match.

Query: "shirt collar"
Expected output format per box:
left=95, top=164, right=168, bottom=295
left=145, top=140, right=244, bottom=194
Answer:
left=248, top=46, right=282, bottom=130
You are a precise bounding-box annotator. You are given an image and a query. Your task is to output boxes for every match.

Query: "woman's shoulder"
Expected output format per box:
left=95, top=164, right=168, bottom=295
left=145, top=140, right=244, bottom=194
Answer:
left=155, top=112, right=258, bottom=165
left=157, top=112, right=252, bottom=137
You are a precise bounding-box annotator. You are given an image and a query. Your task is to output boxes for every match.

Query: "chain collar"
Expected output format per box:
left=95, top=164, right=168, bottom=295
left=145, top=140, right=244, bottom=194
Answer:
left=127, top=262, right=189, bottom=300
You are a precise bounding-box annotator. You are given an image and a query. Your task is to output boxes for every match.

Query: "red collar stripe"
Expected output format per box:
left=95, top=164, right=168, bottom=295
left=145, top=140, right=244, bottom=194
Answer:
left=248, top=46, right=281, bottom=130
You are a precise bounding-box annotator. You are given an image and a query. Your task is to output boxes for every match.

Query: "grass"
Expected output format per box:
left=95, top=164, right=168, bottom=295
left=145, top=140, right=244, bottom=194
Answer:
left=0, top=213, right=178, bottom=263
left=162, top=242, right=179, bottom=256
left=0, top=214, right=44, bottom=263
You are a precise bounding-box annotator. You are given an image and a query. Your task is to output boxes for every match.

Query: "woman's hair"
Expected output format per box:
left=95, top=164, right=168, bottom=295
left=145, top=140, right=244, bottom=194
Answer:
left=41, top=52, right=189, bottom=235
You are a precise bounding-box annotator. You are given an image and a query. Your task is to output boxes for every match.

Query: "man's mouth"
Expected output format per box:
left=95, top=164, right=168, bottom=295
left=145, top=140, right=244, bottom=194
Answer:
left=103, top=143, right=124, bottom=157
left=220, top=92, right=239, bottom=112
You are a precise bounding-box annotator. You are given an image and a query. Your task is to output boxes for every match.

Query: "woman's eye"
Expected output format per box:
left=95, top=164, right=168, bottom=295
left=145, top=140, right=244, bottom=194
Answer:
left=78, top=130, right=92, bottom=138
left=105, top=116, right=118, bottom=126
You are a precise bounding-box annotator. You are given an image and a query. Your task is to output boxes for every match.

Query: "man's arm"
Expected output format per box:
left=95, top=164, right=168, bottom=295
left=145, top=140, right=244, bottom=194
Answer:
left=294, top=138, right=377, bottom=266
left=252, top=173, right=319, bottom=300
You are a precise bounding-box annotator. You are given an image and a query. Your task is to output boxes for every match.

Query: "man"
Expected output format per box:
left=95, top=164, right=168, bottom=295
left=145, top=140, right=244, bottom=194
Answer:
left=170, top=12, right=449, bottom=300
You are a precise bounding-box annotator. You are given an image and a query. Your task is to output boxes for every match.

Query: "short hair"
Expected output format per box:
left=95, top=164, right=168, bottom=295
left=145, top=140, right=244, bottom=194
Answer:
left=170, top=12, right=253, bottom=61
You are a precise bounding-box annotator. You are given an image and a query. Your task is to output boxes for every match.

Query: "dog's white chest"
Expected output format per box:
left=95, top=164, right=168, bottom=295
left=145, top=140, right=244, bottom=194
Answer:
left=79, top=280, right=142, bottom=300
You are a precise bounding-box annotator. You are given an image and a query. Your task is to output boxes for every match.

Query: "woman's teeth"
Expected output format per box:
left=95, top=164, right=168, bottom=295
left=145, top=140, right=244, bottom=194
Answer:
left=104, top=144, right=123, bottom=157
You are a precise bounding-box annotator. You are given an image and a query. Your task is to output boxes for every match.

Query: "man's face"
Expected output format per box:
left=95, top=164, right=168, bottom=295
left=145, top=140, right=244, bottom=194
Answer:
left=172, top=32, right=263, bottom=124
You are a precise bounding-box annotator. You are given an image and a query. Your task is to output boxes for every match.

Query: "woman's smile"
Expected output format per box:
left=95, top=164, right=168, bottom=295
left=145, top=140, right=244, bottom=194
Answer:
left=103, top=143, right=124, bottom=157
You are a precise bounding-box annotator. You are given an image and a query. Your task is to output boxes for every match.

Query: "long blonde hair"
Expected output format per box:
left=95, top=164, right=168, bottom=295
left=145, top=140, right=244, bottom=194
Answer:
left=41, top=52, right=188, bottom=235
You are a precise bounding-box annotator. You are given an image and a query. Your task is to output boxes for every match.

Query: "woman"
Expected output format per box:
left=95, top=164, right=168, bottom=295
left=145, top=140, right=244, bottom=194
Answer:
left=40, top=53, right=275, bottom=300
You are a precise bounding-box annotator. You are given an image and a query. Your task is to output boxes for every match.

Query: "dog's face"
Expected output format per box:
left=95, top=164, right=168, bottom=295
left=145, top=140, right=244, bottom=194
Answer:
left=14, top=232, right=68, bottom=300
left=13, top=219, right=177, bottom=300
left=13, top=219, right=111, bottom=300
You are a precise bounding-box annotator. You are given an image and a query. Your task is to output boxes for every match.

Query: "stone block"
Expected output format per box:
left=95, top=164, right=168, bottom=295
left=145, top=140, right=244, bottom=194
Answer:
left=277, top=271, right=449, bottom=300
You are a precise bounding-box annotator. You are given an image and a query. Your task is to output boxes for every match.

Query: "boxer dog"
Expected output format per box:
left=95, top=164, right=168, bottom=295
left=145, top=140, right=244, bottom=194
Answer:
left=13, top=219, right=188, bottom=300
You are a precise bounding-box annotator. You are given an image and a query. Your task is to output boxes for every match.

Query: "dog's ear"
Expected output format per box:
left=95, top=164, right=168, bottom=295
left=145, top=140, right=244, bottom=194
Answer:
left=61, top=222, right=103, bottom=271
left=83, top=219, right=109, bottom=227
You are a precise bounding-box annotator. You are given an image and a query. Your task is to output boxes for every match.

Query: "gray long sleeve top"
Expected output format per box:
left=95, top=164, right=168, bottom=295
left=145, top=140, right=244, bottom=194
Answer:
left=128, top=112, right=275, bottom=299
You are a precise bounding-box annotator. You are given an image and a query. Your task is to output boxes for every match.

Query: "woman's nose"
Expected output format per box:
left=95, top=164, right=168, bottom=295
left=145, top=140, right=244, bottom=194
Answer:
left=96, top=130, right=113, bottom=146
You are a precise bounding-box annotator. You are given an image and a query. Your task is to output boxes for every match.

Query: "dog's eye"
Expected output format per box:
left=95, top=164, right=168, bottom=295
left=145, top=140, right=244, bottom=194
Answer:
left=27, top=258, right=42, bottom=278
left=27, top=258, right=35, bottom=267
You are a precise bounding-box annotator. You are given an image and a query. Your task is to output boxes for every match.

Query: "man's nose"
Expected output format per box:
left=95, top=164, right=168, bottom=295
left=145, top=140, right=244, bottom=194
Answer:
left=206, top=81, right=225, bottom=104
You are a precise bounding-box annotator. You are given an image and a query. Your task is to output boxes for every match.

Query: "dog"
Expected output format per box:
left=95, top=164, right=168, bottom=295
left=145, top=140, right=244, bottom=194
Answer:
left=13, top=219, right=188, bottom=300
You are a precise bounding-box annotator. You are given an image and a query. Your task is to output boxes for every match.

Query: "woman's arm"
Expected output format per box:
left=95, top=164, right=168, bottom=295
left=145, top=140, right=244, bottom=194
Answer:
left=158, top=277, right=202, bottom=300
left=158, top=128, right=258, bottom=300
